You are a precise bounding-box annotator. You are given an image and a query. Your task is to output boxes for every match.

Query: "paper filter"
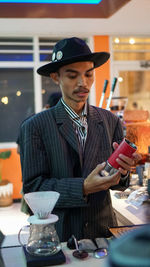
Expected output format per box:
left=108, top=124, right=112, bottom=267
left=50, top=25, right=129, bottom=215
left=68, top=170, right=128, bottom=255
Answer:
left=24, top=191, right=60, bottom=219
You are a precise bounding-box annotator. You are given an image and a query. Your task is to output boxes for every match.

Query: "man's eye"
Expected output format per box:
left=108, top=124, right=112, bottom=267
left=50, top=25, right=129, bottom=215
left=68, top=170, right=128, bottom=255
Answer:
left=86, top=73, right=93, bottom=77
left=68, top=75, right=77, bottom=79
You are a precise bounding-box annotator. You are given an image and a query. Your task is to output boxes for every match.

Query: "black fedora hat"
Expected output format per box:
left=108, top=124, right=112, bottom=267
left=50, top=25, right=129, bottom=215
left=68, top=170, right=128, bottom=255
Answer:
left=37, top=37, right=110, bottom=77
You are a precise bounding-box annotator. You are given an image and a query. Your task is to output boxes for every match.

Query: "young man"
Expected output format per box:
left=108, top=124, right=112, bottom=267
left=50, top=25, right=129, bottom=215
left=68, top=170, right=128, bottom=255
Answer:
left=19, top=37, right=139, bottom=242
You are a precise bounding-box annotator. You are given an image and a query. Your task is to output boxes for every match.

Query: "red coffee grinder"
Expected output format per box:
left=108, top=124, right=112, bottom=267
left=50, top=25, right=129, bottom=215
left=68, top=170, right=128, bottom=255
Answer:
left=101, top=138, right=137, bottom=176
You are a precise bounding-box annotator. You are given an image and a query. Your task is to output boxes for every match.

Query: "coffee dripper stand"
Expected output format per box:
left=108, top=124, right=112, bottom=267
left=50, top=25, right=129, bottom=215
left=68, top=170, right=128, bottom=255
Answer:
left=18, top=191, right=62, bottom=257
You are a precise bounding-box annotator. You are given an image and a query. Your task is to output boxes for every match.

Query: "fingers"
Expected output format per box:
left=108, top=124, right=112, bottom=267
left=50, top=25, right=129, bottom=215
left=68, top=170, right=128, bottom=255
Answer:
left=84, top=163, right=120, bottom=195
left=117, top=154, right=134, bottom=169
left=132, top=152, right=142, bottom=164
left=116, top=153, right=136, bottom=175
left=84, top=171, right=120, bottom=195
left=118, top=167, right=128, bottom=176
left=110, top=170, right=121, bottom=181
left=112, top=142, right=119, bottom=150
left=95, top=162, right=106, bottom=174
left=107, top=171, right=121, bottom=186
left=116, top=159, right=130, bottom=175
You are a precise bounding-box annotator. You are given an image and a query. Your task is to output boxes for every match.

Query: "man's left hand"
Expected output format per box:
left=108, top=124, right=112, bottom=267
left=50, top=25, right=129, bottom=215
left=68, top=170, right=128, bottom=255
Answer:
left=113, top=142, right=142, bottom=176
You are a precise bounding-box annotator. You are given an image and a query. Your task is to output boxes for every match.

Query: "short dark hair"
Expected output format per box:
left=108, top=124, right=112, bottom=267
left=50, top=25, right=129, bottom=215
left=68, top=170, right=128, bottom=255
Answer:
left=47, top=92, right=62, bottom=107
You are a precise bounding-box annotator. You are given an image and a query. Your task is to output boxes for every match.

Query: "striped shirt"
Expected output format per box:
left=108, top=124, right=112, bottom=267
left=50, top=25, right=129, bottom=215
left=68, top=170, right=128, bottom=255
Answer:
left=61, top=98, right=88, bottom=150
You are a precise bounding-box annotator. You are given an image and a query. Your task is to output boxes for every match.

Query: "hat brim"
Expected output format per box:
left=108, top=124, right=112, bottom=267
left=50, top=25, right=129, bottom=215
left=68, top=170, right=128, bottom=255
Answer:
left=37, top=52, right=110, bottom=77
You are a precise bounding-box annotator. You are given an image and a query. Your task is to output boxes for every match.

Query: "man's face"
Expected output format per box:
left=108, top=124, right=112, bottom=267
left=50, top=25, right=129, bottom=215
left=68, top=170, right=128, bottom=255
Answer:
left=51, top=61, right=94, bottom=109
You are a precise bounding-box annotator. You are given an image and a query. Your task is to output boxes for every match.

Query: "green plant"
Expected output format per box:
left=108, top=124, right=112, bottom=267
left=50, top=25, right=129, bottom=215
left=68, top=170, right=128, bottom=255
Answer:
left=0, top=150, right=11, bottom=182
left=0, top=151, right=11, bottom=159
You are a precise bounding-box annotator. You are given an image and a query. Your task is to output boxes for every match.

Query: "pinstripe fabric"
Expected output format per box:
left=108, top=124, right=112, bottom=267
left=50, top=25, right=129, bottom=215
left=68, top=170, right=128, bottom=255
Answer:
left=61, top=98, right=88, bottom=150
left=19, top=101, right=129, bottom=242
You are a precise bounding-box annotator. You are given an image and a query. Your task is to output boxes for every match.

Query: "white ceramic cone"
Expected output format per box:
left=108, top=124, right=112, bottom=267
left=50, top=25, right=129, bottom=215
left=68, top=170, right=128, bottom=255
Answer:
left=24, top=191, right=60, bottom=219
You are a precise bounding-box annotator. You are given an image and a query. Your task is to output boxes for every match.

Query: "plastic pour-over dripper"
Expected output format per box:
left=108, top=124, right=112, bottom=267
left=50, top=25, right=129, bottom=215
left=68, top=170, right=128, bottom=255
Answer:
left=19, top=191, right=62, bottom=256
left=24, top=191, right=60, bottom=223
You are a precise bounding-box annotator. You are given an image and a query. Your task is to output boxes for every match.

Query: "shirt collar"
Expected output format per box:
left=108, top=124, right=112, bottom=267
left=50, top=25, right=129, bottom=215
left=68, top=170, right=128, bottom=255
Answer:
left=61, top=98, right=87, bottom=120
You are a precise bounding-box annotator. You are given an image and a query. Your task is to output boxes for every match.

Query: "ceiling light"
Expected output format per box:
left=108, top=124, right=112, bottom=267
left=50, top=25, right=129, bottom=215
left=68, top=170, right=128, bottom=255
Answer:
left=118, top=77, right=123, bottom=82
left=129, top=38, right=135, bottom=45
left=1, top=96, right=8, bottom=104
left=16, top=90, right=21, bottom=96
left=114, top=38, right=120, bottom=44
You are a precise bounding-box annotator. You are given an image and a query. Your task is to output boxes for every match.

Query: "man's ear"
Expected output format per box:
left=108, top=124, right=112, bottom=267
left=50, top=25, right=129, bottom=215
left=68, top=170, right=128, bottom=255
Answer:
left=50, top=72, right=59, bottom=84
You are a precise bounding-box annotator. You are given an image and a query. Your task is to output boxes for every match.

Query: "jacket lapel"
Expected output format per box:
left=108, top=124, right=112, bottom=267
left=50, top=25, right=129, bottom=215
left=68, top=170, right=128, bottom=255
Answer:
left=54, top=102, right=105, bottom=172
left=54, top=101, right=80, bottom=155
left=83, top=105, right=105, bottom=176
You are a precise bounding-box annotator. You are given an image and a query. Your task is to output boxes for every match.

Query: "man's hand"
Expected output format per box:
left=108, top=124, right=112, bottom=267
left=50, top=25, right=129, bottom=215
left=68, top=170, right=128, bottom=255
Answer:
left=83, top=162, right=121, bottom=196
left=113, top=142, right=142, bottom=176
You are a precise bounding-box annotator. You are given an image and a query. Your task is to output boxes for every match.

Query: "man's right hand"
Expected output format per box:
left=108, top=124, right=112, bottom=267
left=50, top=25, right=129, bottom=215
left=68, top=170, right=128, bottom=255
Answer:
left=83, top=162, right=121, bottom=196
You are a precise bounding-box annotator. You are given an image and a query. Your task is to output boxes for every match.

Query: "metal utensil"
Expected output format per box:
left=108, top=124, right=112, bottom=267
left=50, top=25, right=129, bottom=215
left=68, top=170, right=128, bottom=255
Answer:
left=72, top=235, right=88, bottom=260
left=99, top=79, right=109, bottom=108
left=106, top=77, right=117, bottom=110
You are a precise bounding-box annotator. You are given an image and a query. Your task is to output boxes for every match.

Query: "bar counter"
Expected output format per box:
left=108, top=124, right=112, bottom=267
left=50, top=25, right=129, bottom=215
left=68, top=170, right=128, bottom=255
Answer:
left=1, top=240, right=107, bottom=267
left=110, top=190, right=150, bottom=225
left=0, top=191, right=150, bottom=267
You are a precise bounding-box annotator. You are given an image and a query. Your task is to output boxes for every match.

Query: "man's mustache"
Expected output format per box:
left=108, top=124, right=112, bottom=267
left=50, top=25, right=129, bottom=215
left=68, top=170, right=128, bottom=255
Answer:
left=74, top=87, right=89, bottom=94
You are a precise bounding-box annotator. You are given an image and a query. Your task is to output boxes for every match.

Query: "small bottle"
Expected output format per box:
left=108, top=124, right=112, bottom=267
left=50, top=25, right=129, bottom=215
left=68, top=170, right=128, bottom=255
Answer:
left=101, top=138, right=137, bottom=177
left=144, top=146, right=150, bottom=175
left=146, top=146, right=150, bottom=162
left=146, top=147, right=150, bottom=198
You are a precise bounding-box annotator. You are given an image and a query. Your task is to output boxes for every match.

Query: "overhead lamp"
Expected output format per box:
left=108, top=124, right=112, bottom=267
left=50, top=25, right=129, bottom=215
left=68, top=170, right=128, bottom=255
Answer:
left=16, top=90, right=21, bottom=96
left=1, top=96, right=8, bottom=105
left=129, top=38, right=135, bottom=45
left=118, top=77, right=123, bottom=82
left=114, top=38, right=120, bottom=44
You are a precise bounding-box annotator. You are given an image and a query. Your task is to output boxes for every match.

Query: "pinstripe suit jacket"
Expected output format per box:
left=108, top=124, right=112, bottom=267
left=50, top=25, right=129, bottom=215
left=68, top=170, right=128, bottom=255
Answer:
left=20, top=101, right=129, bottom=242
